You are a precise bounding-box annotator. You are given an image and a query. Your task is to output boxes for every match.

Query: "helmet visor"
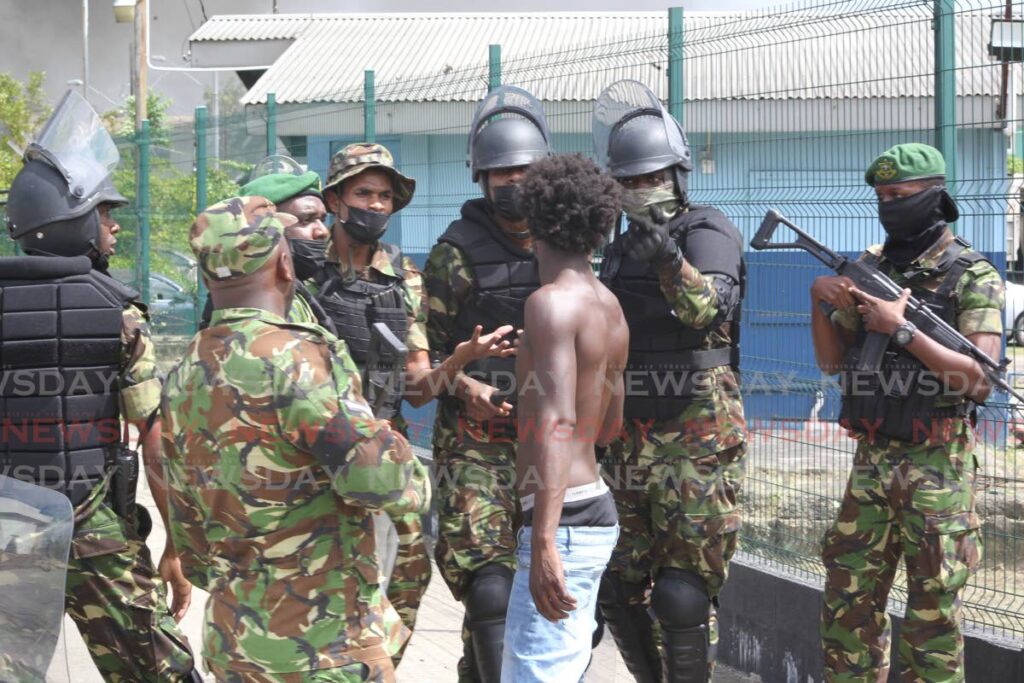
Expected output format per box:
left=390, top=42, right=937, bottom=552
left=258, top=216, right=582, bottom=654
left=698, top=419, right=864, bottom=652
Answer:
left=467, top=85, right=551, bottom=166
left=26, top=90, right=121, bottom=202
left=592, top=80, right=690, bottom=174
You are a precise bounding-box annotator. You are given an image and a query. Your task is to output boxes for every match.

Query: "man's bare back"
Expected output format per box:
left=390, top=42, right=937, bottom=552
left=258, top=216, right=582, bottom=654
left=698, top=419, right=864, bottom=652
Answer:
left=500, top=153, right=627, bottom=678
left=516, top=267, right=628, bottom=499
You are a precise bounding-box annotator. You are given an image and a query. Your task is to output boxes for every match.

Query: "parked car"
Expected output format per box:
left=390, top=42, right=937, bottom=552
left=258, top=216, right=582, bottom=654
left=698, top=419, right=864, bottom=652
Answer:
left=109, top=269, right=197, bottom=336
left=1006, top=280, right=1024, bottom=346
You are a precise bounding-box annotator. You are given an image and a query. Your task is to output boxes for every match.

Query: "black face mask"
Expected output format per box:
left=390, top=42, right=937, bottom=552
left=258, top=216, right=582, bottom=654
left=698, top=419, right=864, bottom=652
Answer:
left=879, top=186, right=958, bottom=267
left=288, top=238, right=326, bottom=280
left=342, top=205, right=390, bottom=244
left=491, top=185, right=526, bottom=222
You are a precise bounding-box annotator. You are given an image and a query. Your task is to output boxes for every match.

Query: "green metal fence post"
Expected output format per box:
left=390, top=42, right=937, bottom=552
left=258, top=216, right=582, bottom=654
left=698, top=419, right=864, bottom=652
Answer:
left=934, top=0, right=957, bottom=196
left=668, top=7, right=685, bottom=126
left=266, top=92, right=277, bottom=157
left=364, top=71, right=376, bottom=142
left=195, top=105, right=208, bottom=322
left=489, top=44, right=501, bottom=92
left=137, top=119, right=151, bottom=307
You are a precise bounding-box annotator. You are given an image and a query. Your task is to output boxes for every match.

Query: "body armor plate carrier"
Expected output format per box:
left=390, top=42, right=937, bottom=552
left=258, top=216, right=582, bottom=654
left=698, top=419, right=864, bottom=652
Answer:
left=0, top=255, right=135, bottom=505
left=437, top=198, right=541, bottom=439
left=839, top=238, right=986, bottom=443
left=312, top=244, right=409, bottom=419
left=601, top=205, right=745, bottom=421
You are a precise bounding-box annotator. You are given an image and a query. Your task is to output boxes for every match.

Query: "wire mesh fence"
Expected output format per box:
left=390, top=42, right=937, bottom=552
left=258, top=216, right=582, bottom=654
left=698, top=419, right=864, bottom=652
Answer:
left=92, top=0, right=1024, bottom=641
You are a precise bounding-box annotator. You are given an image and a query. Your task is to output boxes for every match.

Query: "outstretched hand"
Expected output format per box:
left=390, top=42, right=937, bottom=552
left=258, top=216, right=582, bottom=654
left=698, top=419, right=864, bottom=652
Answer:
left=452, top=324, right=516, bottom=365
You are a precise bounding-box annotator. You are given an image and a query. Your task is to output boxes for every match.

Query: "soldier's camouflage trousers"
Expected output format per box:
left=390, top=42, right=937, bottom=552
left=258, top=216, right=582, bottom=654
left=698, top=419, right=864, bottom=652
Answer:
left=821, top=434, right=982, bottom=683
left=384, top=511, right=431, bottom=666
left=601, top=422, right=746, bottom=677
left=67, top=477, right=197, bottom=682
left=206, top=661, right=371, bottom=683
left=432, top=446, right=519, bottom=683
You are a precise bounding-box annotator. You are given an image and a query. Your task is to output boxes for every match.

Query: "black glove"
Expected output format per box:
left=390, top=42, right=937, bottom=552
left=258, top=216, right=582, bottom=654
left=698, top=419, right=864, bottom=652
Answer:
left=621, top=221, right=683, bottom=271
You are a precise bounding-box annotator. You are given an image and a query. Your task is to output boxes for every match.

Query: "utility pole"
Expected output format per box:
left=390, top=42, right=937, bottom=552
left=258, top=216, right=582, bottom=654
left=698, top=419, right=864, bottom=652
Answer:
left=82, top=0, right=89, bottom=100
left=135, top=0, right=148, bottom=128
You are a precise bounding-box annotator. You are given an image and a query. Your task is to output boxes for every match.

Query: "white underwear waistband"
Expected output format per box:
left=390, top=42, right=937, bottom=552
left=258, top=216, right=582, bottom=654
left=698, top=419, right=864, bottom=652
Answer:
left=521, top=478, right=608, bottom=512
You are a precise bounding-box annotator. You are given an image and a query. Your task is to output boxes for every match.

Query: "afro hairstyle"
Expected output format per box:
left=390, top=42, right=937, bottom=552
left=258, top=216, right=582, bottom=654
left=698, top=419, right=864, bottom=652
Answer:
left=516, top=153, right=622, bottom=255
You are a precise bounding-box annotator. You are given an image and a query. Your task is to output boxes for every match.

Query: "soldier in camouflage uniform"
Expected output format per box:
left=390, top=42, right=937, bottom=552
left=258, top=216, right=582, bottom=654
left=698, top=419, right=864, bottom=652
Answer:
left=304, top=144, right=431, bottom=664
left=812, top=143, right=1001, bottom=682
left=1, top=90, right=200, bottom=682
left=161, top=197, right=430, bottom=682
left=592, top=80, right=747, bottom=682
left=424, top=86, right=552, bottom=683
left=200, top=154, right=331, bottom=329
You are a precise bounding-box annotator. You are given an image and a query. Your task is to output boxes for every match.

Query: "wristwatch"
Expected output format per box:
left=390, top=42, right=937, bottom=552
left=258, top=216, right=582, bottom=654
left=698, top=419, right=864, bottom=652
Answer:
left=892, top=320, right=917, bottom=347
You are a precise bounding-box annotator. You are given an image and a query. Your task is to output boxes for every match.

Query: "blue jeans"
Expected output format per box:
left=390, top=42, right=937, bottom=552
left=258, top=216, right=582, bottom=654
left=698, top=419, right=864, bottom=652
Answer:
left=501, top=524, right=619, bottom=683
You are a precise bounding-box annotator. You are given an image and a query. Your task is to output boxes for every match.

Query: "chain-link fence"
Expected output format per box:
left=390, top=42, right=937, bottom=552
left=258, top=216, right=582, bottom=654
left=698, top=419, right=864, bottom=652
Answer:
left=100, top=0, right=1024, bottom=641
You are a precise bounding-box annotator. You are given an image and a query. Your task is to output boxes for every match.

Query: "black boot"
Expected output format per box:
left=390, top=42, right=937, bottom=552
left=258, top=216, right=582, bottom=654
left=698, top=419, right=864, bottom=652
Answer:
left=597, top=573, right=662, bottom=683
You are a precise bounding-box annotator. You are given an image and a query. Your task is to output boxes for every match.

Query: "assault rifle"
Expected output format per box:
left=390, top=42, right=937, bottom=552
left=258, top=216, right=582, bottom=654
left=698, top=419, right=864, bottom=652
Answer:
left=750, top=209, right=1024, bottom=403
left=366, top=322, right=408, bottom=421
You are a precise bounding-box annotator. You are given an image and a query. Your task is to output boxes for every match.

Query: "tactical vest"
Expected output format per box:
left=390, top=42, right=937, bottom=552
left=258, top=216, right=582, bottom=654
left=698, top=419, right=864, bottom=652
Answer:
left=312, top=243, right=409, bottom=418
left=437, top=210, right=540, bottom=438
left=601, top=206, right=745, bottom=421
left=0, top=255, right=135, bottom=505
left=839, top=238, right=986, bottom=444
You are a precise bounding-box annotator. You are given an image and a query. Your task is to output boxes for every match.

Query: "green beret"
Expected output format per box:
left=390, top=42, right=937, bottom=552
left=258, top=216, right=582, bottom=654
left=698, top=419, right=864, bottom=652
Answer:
left=240, top=170, right=322, bottom=205
left=190, top=196, right=286, bottom=281
left=865, top=143, right=946, bottom=187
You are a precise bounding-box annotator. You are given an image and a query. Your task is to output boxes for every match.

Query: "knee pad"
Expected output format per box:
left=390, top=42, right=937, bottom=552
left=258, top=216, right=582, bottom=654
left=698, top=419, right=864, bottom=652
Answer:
left=651, top=568, right=710, bottom=631
left=464, top=564, right=513, bottom=626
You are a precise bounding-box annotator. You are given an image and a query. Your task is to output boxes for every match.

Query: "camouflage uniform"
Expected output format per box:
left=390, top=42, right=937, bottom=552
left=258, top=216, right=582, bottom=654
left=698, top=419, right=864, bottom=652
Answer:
left=0, top=302, right=197, bottom=683
left=162, top=198, right=430, bottom=682
left=424, top=242, right=520, bottom=597
left=822, top=234, right=1002, bottom=682
left=424, top=241, right=521, bottom=682
left=306, top=239, right=432, bottom=649
left=60, top=304, right=198, bottom=683
left=601, top=248, right=747, bottom=672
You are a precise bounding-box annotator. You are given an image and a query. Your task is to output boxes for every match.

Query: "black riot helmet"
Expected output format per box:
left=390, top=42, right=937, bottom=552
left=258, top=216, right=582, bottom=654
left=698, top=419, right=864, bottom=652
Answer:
left=468, top=86, right=551, bottom=182
left=5, top=90, right=127, bottom=258
left=593, top=80, right=693, bottom=200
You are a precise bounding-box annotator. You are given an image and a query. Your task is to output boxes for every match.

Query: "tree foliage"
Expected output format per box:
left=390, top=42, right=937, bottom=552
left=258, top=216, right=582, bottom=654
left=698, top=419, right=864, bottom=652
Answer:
left=104, top=91, right=242, bottom=292
left=0, top=71, right=51, bottom=190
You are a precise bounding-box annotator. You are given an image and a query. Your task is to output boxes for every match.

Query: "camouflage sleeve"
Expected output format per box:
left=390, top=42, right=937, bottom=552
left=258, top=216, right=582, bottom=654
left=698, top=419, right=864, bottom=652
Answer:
left=657, top=259, right=723, bottom=329
left=957, top=260, right=1004, bottom=336
left=424, top=242, right=474, bottom=359
left=119, top=304, right=162, bottom=421
left=274, top=335, right=429, bottom=515
left=830, top=305, right=860, bottom=332
left=401, top=256, right=429, bottom=353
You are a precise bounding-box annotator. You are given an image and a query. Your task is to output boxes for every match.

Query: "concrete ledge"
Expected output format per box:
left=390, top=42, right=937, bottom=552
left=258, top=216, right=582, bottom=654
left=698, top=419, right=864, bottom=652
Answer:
left=717, top=557, right=1024, bottom=682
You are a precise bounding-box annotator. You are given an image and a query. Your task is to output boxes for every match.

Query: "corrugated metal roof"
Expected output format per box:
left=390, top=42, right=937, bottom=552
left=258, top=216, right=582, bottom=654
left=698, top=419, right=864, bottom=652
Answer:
left=186, top=11, right=1003, bottom=105
left=189, top=14, right=312, bottom=41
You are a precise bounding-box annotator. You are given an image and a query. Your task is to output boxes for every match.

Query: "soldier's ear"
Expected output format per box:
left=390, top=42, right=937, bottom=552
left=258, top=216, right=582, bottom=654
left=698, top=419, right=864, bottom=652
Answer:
left=277, top=248, right=295, bottom=283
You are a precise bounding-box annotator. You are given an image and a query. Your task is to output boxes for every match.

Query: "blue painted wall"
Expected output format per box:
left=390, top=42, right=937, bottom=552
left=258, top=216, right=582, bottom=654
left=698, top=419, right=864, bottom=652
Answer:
left=307, top=127, right=1010, bottom=441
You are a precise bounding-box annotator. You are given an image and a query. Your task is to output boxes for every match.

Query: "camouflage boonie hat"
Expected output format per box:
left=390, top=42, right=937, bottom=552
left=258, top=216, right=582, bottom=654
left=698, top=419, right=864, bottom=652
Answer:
left=190, top=196, right=287, bottom=281
left=865, top=143, right=946, bottom=187
left=324, top=142, right=416, bottom=212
